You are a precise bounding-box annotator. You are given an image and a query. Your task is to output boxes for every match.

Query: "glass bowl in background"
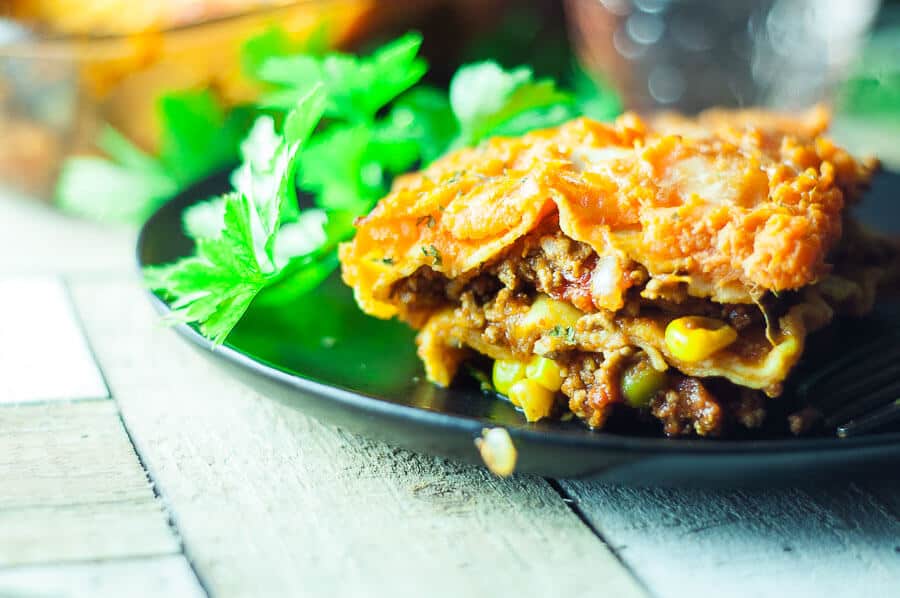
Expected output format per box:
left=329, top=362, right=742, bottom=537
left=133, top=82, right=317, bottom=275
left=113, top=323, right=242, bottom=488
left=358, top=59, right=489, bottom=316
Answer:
left=566, top=0, right=881, bottom=114
left=3, top=0, right=892, bottom=206
left=0, top=0, right=503, bottom=202
left=0, top=0, right=377, bottom=200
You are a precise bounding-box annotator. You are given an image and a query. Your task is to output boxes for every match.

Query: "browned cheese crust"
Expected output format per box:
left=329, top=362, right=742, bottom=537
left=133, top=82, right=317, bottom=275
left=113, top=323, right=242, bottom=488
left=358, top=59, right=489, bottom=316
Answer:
left=339, top=107, right=896, bottom=436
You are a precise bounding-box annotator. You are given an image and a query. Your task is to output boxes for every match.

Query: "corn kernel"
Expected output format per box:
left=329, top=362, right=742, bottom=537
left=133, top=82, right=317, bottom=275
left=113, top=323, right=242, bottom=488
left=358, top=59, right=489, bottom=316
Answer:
left=621, top=361, right=666, bottom=408
left=664, top=316, right=738, bottom=362
left=475, top=427, right=517, bottom=477
left=519, top=294, right=582, bottom=332
left=492, top=359, right=527, bottom=398
left=525, top=356, right=563, bottom=391
left=508, top=379, right=556, bottom=422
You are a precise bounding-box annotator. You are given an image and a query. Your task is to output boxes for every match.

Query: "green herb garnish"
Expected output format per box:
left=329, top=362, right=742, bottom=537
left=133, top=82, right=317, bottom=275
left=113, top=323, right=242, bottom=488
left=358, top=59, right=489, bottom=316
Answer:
left=416, top=214, right=436, bottom=228
left=549, top=325, right=576, bottom=343
left=421, top=245, right=442, bottom=266
left=257, top=32, right=427, bottom=124
left=448, top=61, right=573, bottom=148
left=56, top=90, right=247, bottom=223
left=144, top=84, right=328, bottom=343
left=140, top=32, right=621, bottom=344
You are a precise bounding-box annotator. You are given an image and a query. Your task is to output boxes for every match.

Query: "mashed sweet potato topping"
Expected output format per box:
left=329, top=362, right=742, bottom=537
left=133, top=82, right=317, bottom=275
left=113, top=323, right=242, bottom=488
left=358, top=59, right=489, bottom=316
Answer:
left=341, top=109, right=875, bottom=316
left=338, top=108, right=889, bottom=436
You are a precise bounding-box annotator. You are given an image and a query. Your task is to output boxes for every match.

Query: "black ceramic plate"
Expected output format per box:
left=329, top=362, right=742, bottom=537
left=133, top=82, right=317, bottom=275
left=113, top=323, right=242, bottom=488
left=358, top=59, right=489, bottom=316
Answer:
left=138, top=170, right=900, bottom=486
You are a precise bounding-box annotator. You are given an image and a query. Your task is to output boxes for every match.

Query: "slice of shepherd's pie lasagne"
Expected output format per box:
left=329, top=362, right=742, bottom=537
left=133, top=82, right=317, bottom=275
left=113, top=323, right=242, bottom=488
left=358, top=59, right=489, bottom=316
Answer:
left=339, top=107, right=898, bottom=436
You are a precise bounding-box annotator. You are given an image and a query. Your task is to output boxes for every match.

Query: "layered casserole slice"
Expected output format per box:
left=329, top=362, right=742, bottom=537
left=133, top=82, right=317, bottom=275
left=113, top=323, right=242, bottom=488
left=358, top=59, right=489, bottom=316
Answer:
left=339, top=108, right=897, bottom=436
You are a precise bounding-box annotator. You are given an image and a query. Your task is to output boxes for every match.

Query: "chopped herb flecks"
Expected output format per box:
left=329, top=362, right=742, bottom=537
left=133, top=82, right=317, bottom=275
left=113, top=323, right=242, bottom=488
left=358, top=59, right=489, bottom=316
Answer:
left=549, top=325, right=575, bottom=343
left=138, top=34, right=622, bottom=345
left=421, top=244, right=442, bottom=266
left=416, top=214, right=436, bottom=228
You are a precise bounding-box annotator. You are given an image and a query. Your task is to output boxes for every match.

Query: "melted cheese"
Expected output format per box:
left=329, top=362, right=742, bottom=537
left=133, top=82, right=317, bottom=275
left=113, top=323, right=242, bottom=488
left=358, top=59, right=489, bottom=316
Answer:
left=340, top=109, right=875, bottom=317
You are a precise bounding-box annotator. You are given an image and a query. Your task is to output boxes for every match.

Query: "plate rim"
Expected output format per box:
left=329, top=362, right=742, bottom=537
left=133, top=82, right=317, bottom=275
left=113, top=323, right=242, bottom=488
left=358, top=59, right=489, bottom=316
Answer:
left=136, top=175, right=900, bottom=460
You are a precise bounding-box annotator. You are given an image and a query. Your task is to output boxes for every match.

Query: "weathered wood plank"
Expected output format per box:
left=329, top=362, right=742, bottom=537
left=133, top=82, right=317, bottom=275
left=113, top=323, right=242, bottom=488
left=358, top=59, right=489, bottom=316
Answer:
left=857, top=480, right=900, bottom=523
left=1, top=401, right=152, bottom=509
left=0, top=192, right=133, bottom=277
left=0, top=401, right=180, bottom=567
left=0, top=555, right=205, bottom=598
left=0, top=278, right=107, bottom=403
left=561, top=479, right=900, bottom=598
left=1, top=503, right=180, bottom=568
left=71, top=279, right=646, bottom=598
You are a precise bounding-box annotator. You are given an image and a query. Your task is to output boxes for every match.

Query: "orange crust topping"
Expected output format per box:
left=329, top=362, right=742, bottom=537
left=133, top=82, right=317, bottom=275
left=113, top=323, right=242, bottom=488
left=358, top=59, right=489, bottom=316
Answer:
left=339, top=109, right=876, bottom=318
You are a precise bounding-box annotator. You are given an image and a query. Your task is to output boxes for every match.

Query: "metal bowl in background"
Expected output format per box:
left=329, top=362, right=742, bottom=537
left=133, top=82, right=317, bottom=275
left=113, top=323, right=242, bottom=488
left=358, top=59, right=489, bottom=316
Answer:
left=566, top=0, right=881, bottom=114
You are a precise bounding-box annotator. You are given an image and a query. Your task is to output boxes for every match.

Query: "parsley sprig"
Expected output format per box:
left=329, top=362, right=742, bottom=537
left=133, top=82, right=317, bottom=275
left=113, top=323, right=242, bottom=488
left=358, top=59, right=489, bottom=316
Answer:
left=257, top=32, right=427, bottom=124
left=56, top=90, right=248, bottom=223
left=144, top=84, right=327, bottom=343
left=142, top=33, right=620, bottom=344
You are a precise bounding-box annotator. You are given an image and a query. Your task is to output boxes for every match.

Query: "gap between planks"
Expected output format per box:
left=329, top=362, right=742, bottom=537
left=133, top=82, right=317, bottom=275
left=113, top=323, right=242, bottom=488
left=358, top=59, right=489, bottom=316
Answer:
left=0, top=400, right=179, bottom=567
left=0, top=555, right=205, bottom=598
left=560, top=478, right=900, bottom=598
left=106, top=383, right=215, bottom=598
left=546, top=478, right=655, bottom=597
left=0, top=273, right=210, bottom=595
left=0, top=277, right=108, bottom=404
left=70, top=278, right=648, bottom=598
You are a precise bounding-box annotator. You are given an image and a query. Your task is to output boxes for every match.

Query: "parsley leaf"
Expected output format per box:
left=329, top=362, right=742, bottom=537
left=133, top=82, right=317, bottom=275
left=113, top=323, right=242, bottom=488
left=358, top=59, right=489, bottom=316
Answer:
left=258, top=32, right=426, bottom=123
left=298, top=124, right=377, bottom=213
left=145, top=84, right=328, bottom=343
left=183, top=196, right=226, bottom=240
left=239, top=24, right=331, bottom=79
left=55, top=89, right=245, bottom=223
left=573, top=67, right=623, bottom=122
left=381, top=86, right=458, bottom=164
left=55, top=128, right=178, bottom=223
left=272, top=209, right=328, bottom=267
left=449, top=61, right=573, bottom=147
left=487, top=103, right=577, bottom=138
left=369, top=119, right=422, bottom=175
left=97, top=126, right=164, bottom=172
left=150, top=34, right=436, bottom=343
left=157, top=90, right=244, bottom=186
left=147, top=193, right=267, bottom=343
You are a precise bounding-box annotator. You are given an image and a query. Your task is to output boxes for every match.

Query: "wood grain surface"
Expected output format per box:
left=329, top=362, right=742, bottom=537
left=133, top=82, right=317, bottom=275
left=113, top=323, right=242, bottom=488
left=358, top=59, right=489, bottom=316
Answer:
left=0, top=401, right=178, bottom=567
left=70, top=279, right=646, bottom=598
left=0, top=278, right=107, bottom=404
left=0, top=193, right=132, bottom=277
left=0, top=556, right=204, bottom=598
left=2, top=187, right=899, bottom=597
left=561, top=479, right=900, bottom=598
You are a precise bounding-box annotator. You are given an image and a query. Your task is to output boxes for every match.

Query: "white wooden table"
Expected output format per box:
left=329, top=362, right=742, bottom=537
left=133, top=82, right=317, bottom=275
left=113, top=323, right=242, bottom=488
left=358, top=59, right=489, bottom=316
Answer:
left=1, top=187, right=899, bottom=598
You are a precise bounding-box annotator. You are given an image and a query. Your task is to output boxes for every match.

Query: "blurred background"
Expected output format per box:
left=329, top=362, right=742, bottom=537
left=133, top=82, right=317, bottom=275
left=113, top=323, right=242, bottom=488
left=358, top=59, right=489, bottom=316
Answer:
left=0, top=0, right=897, bottom=217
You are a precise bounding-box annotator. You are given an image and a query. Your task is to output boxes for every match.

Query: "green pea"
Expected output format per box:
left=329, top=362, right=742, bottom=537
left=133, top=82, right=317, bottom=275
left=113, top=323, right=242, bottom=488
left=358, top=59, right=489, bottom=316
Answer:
left=621, top=361, right=666, bottom=408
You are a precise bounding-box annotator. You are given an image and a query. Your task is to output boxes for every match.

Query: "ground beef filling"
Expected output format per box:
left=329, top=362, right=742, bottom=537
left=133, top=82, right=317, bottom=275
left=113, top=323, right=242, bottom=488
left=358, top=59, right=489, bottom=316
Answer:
left=392, top=229, right=779, bottom=436
left=557, top=350, right=766, bottom=436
